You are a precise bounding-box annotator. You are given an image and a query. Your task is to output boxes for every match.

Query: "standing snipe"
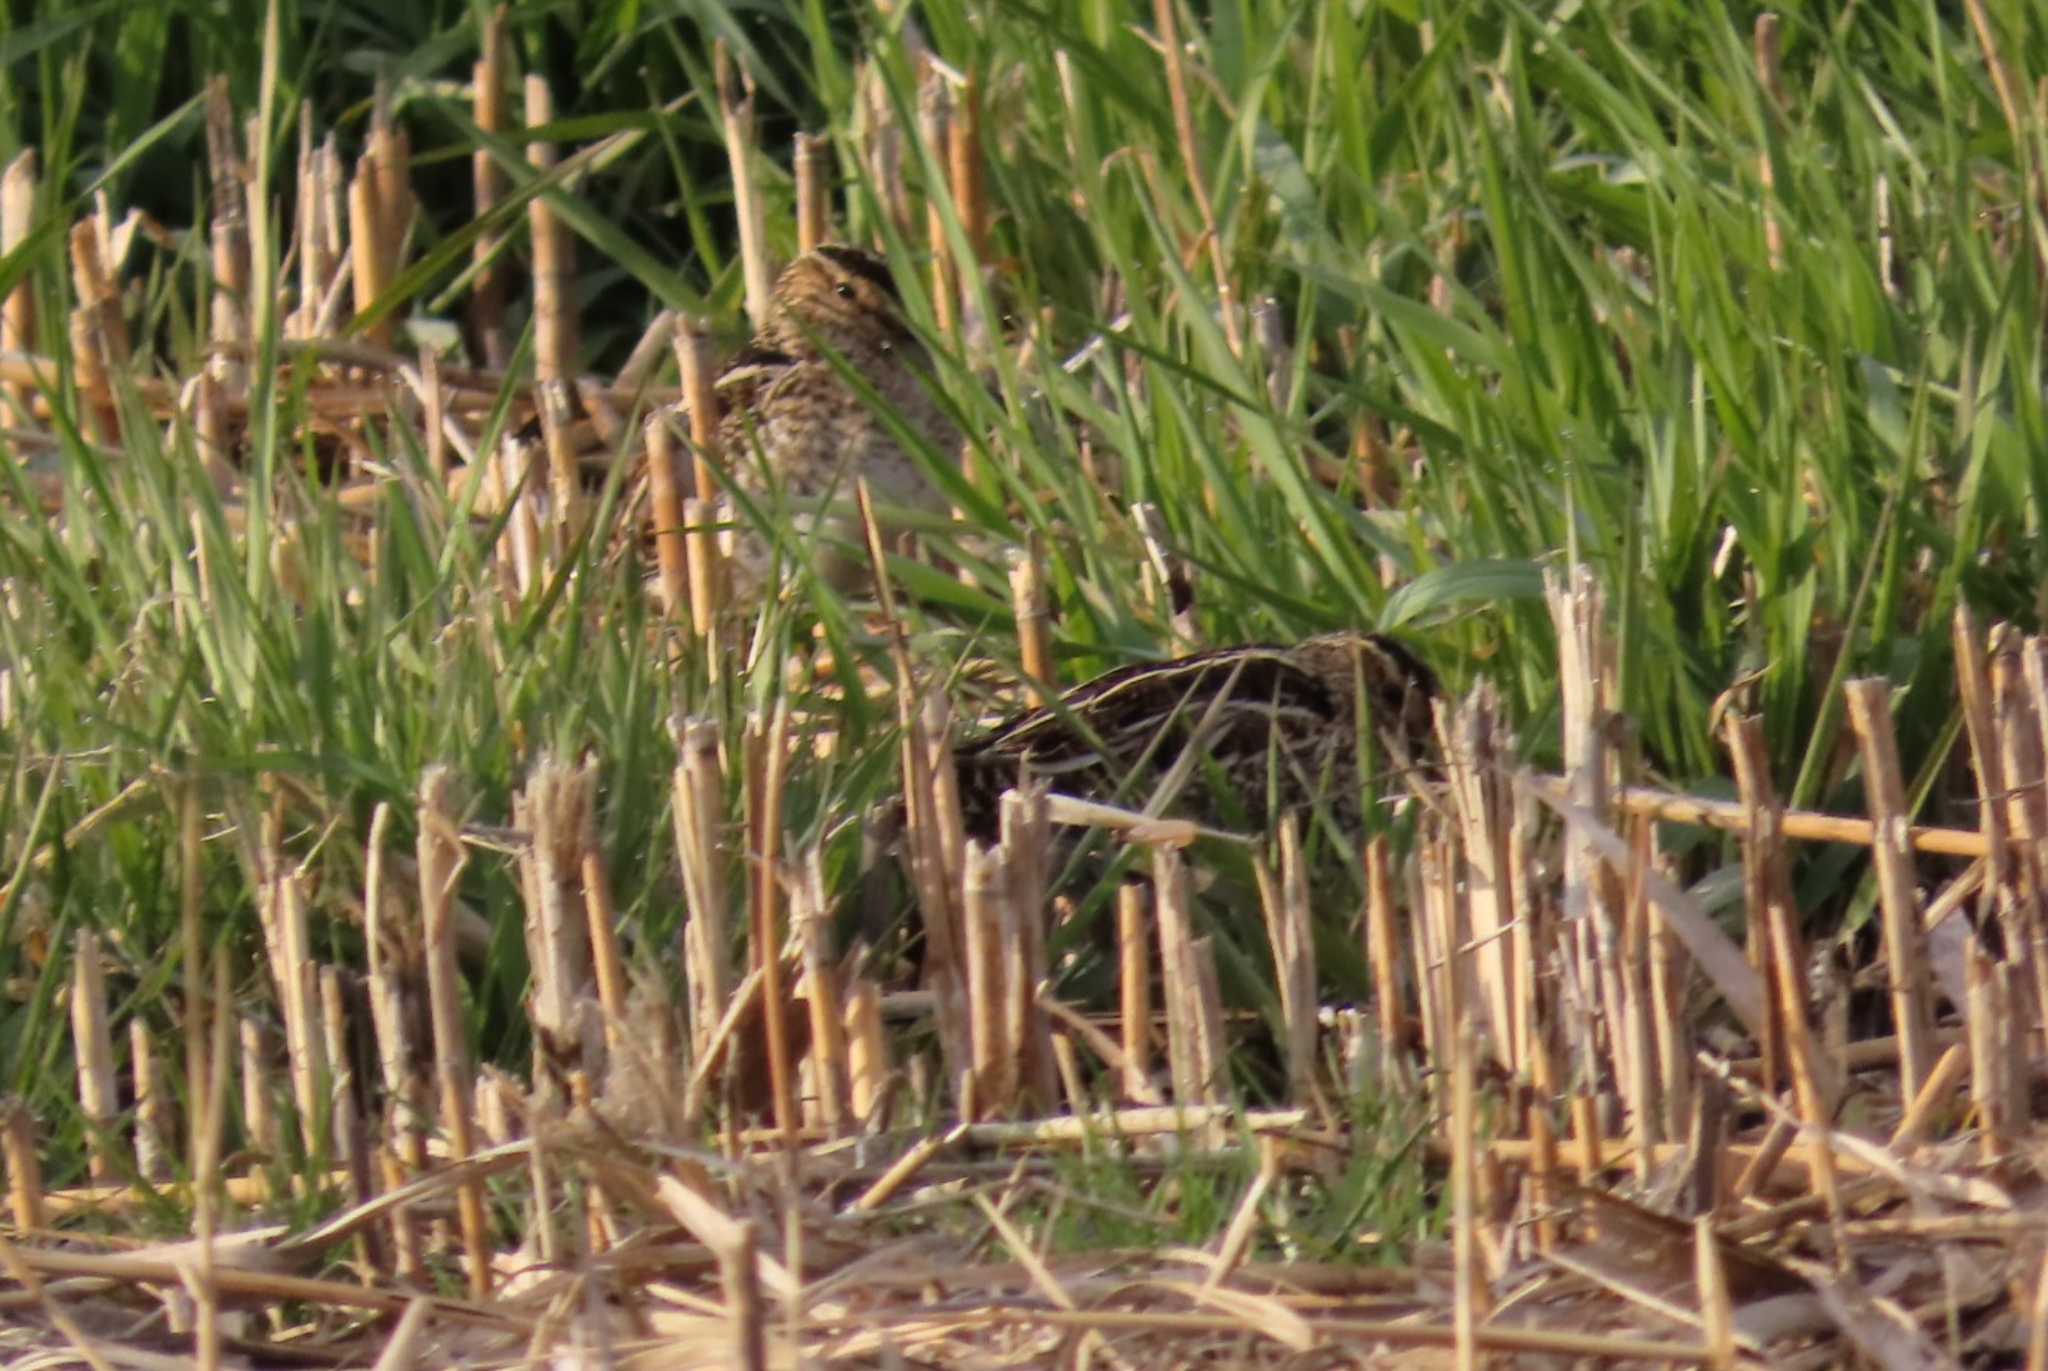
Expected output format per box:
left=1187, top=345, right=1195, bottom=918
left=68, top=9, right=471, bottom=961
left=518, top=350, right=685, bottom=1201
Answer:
left=713, top=245, right=960, bottom=598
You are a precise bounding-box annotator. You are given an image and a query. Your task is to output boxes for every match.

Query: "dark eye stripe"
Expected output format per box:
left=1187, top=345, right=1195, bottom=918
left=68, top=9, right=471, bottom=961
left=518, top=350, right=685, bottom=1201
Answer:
left=815, top=245, right=903, bottom=305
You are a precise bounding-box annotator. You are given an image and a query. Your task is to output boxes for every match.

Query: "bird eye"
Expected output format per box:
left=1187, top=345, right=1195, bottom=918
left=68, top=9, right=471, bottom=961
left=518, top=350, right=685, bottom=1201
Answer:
left=835, top=283, right=855, bottom=299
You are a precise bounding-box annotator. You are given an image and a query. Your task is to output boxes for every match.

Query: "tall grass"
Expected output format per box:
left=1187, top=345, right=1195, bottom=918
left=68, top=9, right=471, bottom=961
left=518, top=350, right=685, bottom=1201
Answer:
left=0, top=0, right=2038, bottom=1205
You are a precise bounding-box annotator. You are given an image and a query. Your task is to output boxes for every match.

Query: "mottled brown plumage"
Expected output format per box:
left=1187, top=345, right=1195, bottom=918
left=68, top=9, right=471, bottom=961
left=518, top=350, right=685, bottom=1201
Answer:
left=952, top=632, right=1440, bottom=840
left=715, top=245, right=959, bottom=596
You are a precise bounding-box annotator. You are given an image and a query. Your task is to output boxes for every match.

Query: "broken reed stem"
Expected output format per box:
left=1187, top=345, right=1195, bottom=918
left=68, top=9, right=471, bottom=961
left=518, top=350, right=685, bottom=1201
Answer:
left=369, top=84, right=412, bottom=271
left=521, top=757, right=597, bottom=1106
left=794, top=132, right=830, bottom=254
left=747, top=702, right=800, bottom=1142
left=999, top=787, right=1058, bottom=1110
left=129, top=1019, right=165, bottom=1180
left=1754, top=14, right=1786, bottom=272
left=69, top=931, right=117, bottom=1183
left=0, top=1100, right=41, bottom=1230
left=524, top=74, right=577, bottom=388
left=1364, top=834, right=1408, bottom=1087
left=1008, top=536, right=1054, bottom=705
left=348, top=160, right=392, bottom=348
left=470, top=5, right=510, bottom=368
left=962, top=841, right=1013, bottom=1118
left=1255, top=818, right=1316, bottom=1105
left=843, top=978, right=888, bottom=1125
left=1117, top=883, right=1153, bottom=1101
left=1725, top=714, right=1847, bottom=1261
left=792, top=852, right=850, bottom=1134
left=1952, top=606, right=2013, bottom=944
left=417, top=766, right=491, bottom=1299
left=1, top=150, right=36, bottom=412
left=717, top=44, right=773, bottom=331
left=673, top=320, right=726, bottom=633
left=1611, top=783, right=1988, bottom=857
left=674, top=715, right=732, bottom=1062
left=1842, top=678, right=1938, bottom=1105
left=177, top=779, right=211, bottom=1178
left=949, top=70, right=989, bottom=262
left=1438, top=686, right=1516, bottom=1074
left=1550, top=564, right=1625, bottom=1099
left=1450, top=1013, right=1487, bottom=1367
left=204, top=78, right=250, bottom=378
left=1694, top=1217, right=1736, bottom=1371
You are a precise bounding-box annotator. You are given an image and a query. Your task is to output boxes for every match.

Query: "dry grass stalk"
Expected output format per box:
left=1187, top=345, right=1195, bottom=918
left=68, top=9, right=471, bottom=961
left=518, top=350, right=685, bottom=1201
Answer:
left=519, top=756, right=598, bottom=1106
left=1151, top=0, right=1242, bottom=358
left=744, top=702, right=800, bottom=1140
left=1723, top=715, right=1791, bottom=1100
left=643, top=411, right=691, bottom=621
left=717, top=44, right=772, bottom=331
left=1617, top=817, right=1660, bottom=1177
left=1725, top=714, right=1847, bottom=1253
left=317, top=967, right=360, bottom=1179
left=1118, top=882, right=1153, bottom=1101
left=69, top=930, right=118, bottom=1183
left=0, top=149, right=36, bottom=413
left=524, top=75, right=578, bottom=388
left=68, top=220, right=130, bottom=375
left=579, top=810, right=628, bottom=1066
left=1449, top=1013, right=1488, bottom=1366
left=1438, top=686, right=1517, bottom=1074
left=1158, top=851, right=1228, bottom=1123
left=293, top=104, right=326, bottom=343
left=1646, top=839, right=1694, bottom=1142
left=1842, top=678, right=1938, bottom=1104
left=2017, top=640, right=2048, bottom=1023
left=1410, top=832, right=1448, bottom=1099
left=883, top=580, right=969, bottom=1074
left=961, top=841, right=1014, bottom=1117
left=1363, top=834, right=1408, bottom=1086
left=998, top=787, right=1058, bottom=1108
left=791, top=851, right=851, bottom=1134
left=203, top=78, right=249, bottom=383
left=0, top=1099, right=42, bottom=1232
left=239, top=1016, right=280, bottom=1160
left=1549, top=565, right=1629, bottom=1097
left=674, top=319, right=726, bottom=636
left=368, top=84, right=412, bottom=268
left=128, top=1019, right=166, bottom=1181
left=535, top=379, right=582, bottom=553
left=1255, top=817, right=1316, bottom=1105
left=1953, top=606, right=2014, bottom=938
left=274, top=863, right=334, bottom=1163
left=1966, top=945, right=2012, bottom=1162
left=1993, top=634, right=2047, bottom=952
left=794, top=132, right=830, bottom=253
left=347, top=161, right=392, bottom=349
left=1753, top=15, right=1786, bottom=271
left=361, top=802, right=426, bottom=1278
left=673, top=715, right=732, bottom=1061
left=66, top=304, right=115, bottom=443
left=1614, top=783, right=1989, bottom=858
left=1526, top=1101, right=1559, bottom=1252
left=417, top=766, right=492, bottom=1298
left=469, top=6, right=511, bottom=368
left=842, top=977, right=889, bottom=1125
left=1008, top=538, right=1054, bottom=705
